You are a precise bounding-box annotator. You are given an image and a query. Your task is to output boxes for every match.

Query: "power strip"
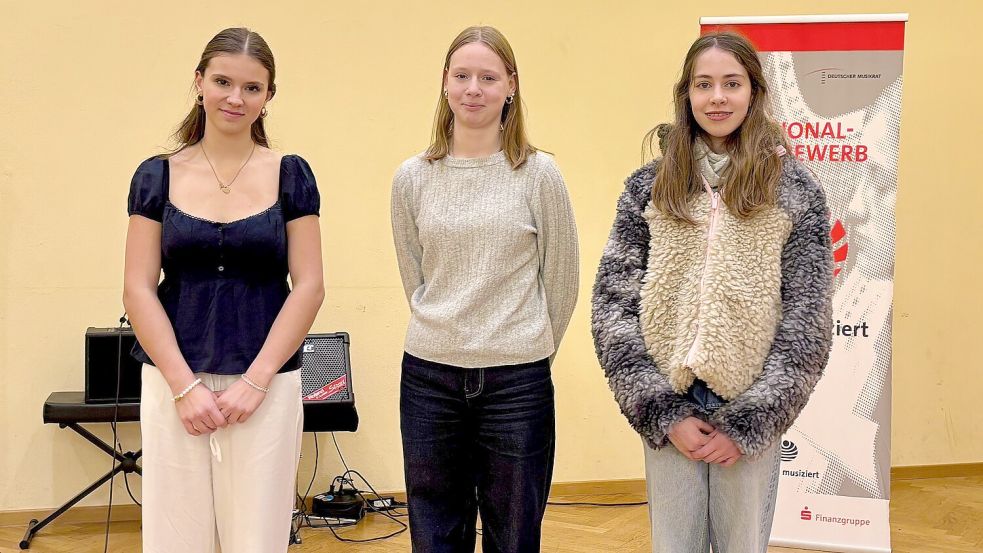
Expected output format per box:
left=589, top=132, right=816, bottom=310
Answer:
left=364, top=495, right=398, bottom=509
left=306, top=514, right=360, bottom=525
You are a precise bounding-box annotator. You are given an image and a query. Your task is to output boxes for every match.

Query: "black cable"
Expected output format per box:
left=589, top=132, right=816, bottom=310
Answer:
left=304, top=433, right=320, bottom=502
left=300, top=488, right=407, bottom=542
left=329, top=435, right=409, bottom=515
left=293, top=435, right=412, bottom=541
left=331, top=432, right=350, bottom=475
left=112, top=434, right=141, bottom=506
left=294, top=434, right=408, bottom=542
left=294, top=433, right=320, bottom=517
left=325, top=520, right=406, bottom=543
left=122, top=471, right=141, bottom=507
left=103, top=314, right=128, bottom=553
left=330, top=473, right=407, bottom=514
left=333, top=470, right=408, bottom=541
left=290, top=432, right=321, bottom=544
left=339, top=469, right=407, bottom=514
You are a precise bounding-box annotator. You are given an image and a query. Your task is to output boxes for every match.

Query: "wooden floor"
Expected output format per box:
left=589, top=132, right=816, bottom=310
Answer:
left=2, top=476, right=981, bottom=552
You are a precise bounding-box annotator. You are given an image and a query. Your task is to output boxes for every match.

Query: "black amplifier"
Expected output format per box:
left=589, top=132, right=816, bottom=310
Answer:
left=85, top=327, right=142, bottom=404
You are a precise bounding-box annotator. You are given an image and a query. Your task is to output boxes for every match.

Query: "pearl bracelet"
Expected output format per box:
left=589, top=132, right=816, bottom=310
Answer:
left=241, top=374, right=270, bottom=393
left=173, top=378, right=203, bottom=402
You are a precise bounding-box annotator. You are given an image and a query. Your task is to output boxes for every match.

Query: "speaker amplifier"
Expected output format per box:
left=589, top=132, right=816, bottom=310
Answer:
left=85, top=327, right=142, bottom=404
left=300, top=332, right=359, bottom=432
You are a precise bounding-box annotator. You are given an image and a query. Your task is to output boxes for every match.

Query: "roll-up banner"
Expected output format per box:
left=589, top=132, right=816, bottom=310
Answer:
left=700, top=14, right=908, bottom=553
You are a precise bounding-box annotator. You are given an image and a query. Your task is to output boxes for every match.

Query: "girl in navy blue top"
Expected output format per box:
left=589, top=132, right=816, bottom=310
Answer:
left=122, top=28, right=323, bottom=553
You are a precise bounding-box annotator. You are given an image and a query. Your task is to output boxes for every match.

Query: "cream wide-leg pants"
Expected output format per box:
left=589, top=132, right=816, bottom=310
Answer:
left=140, top=364, right=303, bottom=553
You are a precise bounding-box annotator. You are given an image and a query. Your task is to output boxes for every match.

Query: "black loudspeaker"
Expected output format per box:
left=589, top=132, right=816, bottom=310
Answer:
left=85, top=327, right=142, bottom=404
left=300, top=332, right=359, bottom=432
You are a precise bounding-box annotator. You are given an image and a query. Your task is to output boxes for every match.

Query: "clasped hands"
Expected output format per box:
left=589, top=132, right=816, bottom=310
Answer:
left=667, top=416, right=742, bottom=466
left=175, top=378, right=268, bottom=436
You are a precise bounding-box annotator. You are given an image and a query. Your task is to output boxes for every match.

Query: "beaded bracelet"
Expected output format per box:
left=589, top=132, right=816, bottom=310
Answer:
left=172, top=378, right=203, bottom=402
left=241, top=374, right=270, bottom=393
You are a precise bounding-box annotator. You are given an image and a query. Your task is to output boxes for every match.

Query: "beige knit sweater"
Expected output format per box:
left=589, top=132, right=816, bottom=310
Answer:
left=390, top=150, right=579, bottom=368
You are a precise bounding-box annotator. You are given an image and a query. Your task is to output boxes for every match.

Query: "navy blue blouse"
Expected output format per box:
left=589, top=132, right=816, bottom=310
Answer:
left=127, top=154, right=319, bottom=375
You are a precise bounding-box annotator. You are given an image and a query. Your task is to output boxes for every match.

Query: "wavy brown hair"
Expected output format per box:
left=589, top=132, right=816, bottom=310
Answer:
left=424, top=26, right=537, bottom=169
left=170, top=27, right=276, bottom=153
left=644, top=31, right=788, bottom=222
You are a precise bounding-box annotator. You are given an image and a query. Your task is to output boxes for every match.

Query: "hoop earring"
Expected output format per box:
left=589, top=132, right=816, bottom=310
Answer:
left=196, top=94, right=203, bottom=105
left=260, top=107, right=268, bottom=118
left=499, top=123, right=505, bottom=131
left=505, top=94, right=514, bottom=105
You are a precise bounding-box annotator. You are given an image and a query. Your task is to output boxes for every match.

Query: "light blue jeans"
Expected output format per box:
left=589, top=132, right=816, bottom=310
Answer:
left=643, top=440, right=780, bottom=553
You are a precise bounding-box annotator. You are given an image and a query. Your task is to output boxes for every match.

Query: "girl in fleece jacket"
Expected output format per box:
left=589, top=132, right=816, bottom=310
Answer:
left=591, top=32, right=833, bottom=553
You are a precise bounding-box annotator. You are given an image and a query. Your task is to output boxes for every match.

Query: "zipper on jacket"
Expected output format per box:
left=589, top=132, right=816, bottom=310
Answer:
left=684, top=177, right=720, bottom=368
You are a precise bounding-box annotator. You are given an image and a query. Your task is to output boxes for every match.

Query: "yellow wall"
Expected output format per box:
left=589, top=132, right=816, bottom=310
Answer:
left=1, top=0, right=980, bottom=512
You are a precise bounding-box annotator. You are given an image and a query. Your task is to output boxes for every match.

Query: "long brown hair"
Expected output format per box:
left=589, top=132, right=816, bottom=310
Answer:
left=644, top=31, right=787, bottom=222
left=170, top=27, right=276, bottom=153
left=424, top=26, right=537, bottom=169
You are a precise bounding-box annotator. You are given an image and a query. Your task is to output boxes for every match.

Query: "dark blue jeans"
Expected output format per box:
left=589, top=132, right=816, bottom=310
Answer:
left=400, top=352, right=555, bottom=553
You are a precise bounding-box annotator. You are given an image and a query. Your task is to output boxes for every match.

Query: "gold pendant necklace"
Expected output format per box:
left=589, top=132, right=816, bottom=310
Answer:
left=201, top=141, right=256, bottom=195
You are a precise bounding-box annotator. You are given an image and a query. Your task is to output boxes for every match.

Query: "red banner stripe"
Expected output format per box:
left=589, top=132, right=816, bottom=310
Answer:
left=700, top=22, right=905, bottom=51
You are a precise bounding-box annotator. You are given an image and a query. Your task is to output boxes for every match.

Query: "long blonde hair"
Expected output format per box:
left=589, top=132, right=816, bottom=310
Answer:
left=644, top=31, right=788, bottom=222
left=424, top=26, right=537, bottom=169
